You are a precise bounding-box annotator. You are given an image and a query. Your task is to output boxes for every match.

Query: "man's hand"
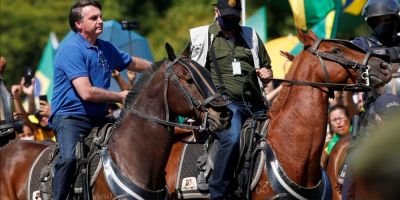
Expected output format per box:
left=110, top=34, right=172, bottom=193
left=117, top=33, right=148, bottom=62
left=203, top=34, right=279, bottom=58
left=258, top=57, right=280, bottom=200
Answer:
left=119, top=90, right=129, bottom=104
left=11, top=84, right=22, bottom=98
left=256, top=68, right=273, bottom=85
left=39, top=100, right=51, bottom=117
left=21, top=78, right=35, bottom=96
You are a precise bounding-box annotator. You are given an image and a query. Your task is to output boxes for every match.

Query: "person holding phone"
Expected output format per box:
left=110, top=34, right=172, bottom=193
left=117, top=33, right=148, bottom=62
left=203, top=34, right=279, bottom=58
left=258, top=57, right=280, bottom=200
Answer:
left=39, top=95, right=51, bottom=117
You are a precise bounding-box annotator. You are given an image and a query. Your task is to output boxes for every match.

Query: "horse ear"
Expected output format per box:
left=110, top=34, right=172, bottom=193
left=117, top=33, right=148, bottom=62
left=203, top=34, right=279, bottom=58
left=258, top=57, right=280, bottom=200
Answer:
left=306, top=29, right=318, bottom=41
left=297, top=29, right=308, bottom=44
left=165, top=43, right=177, bottom=61
left=297, top=29, right=316, bottom=47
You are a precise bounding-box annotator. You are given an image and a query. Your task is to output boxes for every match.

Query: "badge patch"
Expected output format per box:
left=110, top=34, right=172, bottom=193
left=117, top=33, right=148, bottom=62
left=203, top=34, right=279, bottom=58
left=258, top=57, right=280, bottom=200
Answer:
left=181, top=177, right=198, bottom=191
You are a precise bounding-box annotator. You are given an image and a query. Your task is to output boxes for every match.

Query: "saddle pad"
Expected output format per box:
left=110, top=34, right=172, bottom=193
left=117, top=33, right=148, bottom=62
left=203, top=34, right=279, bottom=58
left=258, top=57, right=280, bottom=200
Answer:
left=175, top=144, right=266, bottom=199
left=28, top=147, right=53, bottom=200
left=175, top=143, right=210, bottom=199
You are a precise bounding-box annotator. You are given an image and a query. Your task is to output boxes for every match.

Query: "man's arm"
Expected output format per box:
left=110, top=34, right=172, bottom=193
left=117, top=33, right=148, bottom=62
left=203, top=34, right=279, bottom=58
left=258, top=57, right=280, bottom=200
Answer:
left=126, top=57, right=151, bottom=72
left=72, top=77, right=128, bottom=103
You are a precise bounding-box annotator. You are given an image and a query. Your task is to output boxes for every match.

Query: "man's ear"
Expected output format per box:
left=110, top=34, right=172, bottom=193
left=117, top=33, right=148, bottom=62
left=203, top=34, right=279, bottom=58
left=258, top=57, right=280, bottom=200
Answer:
left=75, top=21, right=81, bottom=31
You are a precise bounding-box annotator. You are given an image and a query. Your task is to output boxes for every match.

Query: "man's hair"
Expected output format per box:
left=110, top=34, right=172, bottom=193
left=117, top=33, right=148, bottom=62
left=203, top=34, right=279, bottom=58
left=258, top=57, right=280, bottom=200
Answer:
left=69, top=0, right=102, bottom=32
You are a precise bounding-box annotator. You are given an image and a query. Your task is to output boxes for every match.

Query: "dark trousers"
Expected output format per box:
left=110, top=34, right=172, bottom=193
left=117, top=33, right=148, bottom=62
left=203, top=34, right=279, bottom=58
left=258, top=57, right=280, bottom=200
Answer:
left=52, top=115, right=94, bottom=200
left=209, top=101, right=265, bottom=199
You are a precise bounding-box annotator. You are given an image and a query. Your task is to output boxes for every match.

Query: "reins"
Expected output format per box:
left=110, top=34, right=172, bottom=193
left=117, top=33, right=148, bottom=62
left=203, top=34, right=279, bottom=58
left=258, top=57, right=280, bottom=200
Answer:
left=270, top=39, right=373, bottom=97
left=127, top=56, right=223, bottom=133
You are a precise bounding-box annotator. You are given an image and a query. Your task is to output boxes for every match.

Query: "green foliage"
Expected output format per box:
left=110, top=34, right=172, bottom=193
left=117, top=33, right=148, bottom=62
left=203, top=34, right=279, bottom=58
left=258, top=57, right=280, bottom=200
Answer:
left=0, top=0, right=372, bottom=88
left=0, top=0, right=71, bottom=85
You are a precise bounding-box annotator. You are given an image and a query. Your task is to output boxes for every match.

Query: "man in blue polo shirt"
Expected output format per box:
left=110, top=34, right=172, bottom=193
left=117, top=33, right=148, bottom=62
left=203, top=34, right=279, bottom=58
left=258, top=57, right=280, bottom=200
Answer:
left=50, top=1, right=151, bottom=199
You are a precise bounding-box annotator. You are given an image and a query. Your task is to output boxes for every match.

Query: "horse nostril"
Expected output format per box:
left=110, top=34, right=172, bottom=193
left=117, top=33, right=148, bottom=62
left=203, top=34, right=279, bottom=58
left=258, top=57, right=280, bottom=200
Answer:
left=219, top=110, right=232, bottom=121
left=380, top=62, right=390, bottom=70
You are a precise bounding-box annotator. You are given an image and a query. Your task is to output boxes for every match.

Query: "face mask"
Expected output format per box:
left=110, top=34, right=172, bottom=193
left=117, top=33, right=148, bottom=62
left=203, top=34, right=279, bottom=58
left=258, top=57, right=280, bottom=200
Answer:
left=373, top=22, right=397, bottom=43
left=217, top=15, right=240, bottom=31
left=21, top=135, right=35, bottom=141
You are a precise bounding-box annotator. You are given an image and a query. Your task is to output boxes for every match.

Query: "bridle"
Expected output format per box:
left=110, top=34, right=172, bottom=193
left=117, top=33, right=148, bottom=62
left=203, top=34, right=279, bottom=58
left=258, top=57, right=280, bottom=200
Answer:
left=127, top=56, right=227, bottom=132
left=271, top=38, right=378, bottom=98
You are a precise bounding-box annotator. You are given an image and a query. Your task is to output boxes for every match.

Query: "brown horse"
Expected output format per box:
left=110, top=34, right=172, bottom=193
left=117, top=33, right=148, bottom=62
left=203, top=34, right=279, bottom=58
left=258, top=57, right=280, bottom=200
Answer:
left=0, top=50, right=232, bottom=199
left=165, top=30, right=392, bottom=199
left=325, top=134, right=351, bottom=200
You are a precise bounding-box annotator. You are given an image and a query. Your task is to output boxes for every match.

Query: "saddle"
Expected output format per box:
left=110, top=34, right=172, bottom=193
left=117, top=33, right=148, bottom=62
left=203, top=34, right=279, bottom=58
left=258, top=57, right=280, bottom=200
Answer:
left=28, top=123, right=115, bottom=200
left=175, top=117, right=269, bottom=199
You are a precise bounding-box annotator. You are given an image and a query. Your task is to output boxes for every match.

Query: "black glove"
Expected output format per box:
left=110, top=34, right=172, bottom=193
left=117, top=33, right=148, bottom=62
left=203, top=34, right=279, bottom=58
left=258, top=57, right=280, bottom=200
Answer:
left=387, top=46, right=400, bottom=63
left=371, top=46, right=400, bottom=62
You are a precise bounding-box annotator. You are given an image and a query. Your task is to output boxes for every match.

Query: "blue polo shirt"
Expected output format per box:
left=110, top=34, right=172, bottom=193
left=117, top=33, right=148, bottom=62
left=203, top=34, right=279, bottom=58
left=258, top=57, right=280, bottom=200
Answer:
left=50, top=33, right=131, bottom=123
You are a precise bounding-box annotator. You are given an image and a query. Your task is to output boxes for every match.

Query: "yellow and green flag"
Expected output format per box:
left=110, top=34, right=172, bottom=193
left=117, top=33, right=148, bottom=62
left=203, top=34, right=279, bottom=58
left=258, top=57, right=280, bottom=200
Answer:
left=34, top=32, right=58, bottom=102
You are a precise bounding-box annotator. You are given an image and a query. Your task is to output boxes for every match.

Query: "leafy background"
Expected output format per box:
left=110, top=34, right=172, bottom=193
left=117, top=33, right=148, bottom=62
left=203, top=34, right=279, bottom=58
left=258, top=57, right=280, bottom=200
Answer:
left=0, top=0, right=369, bottom=86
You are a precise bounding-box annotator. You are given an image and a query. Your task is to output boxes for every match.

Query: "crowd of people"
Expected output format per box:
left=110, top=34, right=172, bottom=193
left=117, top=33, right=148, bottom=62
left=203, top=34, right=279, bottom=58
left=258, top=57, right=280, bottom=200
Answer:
left=0, top=0, right=400, bottom=199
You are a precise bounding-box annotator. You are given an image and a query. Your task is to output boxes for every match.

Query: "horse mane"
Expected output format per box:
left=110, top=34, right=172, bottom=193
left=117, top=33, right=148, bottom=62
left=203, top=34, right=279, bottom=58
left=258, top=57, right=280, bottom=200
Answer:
left=124, top=59, right=167, bottom=107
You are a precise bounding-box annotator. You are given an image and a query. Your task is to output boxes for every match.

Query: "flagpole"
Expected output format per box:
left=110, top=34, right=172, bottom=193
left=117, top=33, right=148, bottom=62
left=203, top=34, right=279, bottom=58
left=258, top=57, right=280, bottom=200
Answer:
left=241, top=0, right=246, bottom=25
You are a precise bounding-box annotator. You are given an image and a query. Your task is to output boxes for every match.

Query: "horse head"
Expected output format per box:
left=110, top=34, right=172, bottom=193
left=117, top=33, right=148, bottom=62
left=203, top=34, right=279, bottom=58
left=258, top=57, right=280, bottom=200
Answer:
left=296, top=29, right=391, bottom=90
left=163, top=50, right=231, bottom=135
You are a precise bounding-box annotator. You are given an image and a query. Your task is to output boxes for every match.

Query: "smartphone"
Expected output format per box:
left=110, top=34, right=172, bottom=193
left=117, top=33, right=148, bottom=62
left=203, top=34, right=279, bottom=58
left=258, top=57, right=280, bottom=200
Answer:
left=39, top=95, right=48, bottom=102
left=24, top=68, right=34, bottom=87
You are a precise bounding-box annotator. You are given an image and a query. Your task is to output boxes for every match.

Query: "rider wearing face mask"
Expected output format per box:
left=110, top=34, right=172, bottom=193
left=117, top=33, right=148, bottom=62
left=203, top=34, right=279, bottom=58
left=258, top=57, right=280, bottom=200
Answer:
left=350, top=0, right=400, bottom=117
left=182, top=0, right=273, bottom=199
left=352, top=0, right=400, bottom=52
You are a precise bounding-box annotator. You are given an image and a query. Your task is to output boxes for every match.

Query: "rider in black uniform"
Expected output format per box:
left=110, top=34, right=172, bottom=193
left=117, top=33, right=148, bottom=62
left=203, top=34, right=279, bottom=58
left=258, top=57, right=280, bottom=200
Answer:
left=342, top=1, right=400, bottom=199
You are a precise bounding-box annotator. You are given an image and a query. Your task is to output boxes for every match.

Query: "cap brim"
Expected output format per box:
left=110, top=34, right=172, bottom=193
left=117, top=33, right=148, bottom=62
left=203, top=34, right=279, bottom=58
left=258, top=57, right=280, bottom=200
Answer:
left=219, top=8, right=241, bottom=16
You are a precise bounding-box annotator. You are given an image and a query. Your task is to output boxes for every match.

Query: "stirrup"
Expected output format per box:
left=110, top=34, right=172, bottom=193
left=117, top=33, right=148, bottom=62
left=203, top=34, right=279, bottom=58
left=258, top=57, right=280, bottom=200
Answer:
left=197, top=170, right=209, bottom=191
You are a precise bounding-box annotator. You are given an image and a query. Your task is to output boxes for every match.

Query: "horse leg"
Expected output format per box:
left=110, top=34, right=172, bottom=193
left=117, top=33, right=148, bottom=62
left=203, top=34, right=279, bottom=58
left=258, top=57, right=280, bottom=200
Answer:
left=251, top=167, right=275, bottom=199
left=165, top=141, right=185, bottom=199
left=92, top=170, right=115, bottom=199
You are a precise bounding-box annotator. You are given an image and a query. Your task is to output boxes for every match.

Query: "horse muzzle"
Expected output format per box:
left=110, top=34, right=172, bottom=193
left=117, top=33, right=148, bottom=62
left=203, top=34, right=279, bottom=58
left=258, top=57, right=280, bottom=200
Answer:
left=368, top=61, right=392, bottom=87
left=204, top=107, right=232, bottom=132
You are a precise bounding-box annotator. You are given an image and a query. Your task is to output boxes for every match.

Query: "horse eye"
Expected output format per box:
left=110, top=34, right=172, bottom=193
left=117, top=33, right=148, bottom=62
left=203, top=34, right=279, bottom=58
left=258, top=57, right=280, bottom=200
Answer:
left=185, top=77, right=194, bottom=84
left=332, top=48, right=342, bottom=54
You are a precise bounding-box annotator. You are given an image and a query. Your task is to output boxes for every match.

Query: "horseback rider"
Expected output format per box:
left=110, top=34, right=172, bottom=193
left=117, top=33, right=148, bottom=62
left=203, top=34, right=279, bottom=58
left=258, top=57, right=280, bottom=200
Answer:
left=342, top=1, right=400, bottom=199
left=50, top=1, right=151, bottom=199
left=0, top=56, right=17, bottom=147
left=182, top=0, right=273, bottom=199
left=351, top=0, right=400, bottom=100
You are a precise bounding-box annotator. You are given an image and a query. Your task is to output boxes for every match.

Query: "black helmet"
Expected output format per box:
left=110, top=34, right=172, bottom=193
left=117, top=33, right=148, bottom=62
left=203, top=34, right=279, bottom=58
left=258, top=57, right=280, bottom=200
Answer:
left=363, top=0, right=400, bottom=22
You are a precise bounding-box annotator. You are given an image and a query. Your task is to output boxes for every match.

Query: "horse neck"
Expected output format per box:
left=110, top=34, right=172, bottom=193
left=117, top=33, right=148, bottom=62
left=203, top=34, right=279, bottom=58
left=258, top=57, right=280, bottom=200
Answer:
left=108, top=70, right=173, bottom=190
left=268, top=55, right=329, bottom=187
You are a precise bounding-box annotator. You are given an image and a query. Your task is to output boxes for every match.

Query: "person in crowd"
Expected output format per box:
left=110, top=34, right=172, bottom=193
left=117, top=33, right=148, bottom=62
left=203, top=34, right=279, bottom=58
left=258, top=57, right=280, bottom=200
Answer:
left=321, top=105, right=352, bottom=167
left=15, top=120, right=36, bottom=141
left=11, top=77, right=36, bottom=121
left=371, top=93, right=400, bottom=127
left=111, top=69, right=136, bottom=90
left=341, top=93, right=400, bottom=200
left=11, top=77, right=55, bottom=142
left=182, top=0, right=273, bottom=198
left=349, top=114, right=400, bottom=200
left=50, top=1, right=151, bottom=199
left=105, top=103, right=121, bottom=123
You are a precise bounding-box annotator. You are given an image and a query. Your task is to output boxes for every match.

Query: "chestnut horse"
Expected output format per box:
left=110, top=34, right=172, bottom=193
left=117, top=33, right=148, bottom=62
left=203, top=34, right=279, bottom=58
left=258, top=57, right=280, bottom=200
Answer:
left=325, top=134, right=351, bottom=200
left=0, top=50, right=232, bottom=199
left=166, top=30, right=391, bottom=199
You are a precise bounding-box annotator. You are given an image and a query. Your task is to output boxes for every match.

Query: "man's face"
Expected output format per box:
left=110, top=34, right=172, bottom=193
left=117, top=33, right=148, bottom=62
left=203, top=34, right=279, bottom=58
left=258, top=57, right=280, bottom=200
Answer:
left=369, top=15, right=398, bottom=41
left=76, top=5, right=103, bottom=38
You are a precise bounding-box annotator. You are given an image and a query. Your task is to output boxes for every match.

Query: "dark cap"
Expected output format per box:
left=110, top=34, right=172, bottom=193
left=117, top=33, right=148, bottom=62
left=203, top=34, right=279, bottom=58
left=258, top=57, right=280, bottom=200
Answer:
left=373, top=93, right=400, bottom=116
left=214, top=0, right=241, bottom=16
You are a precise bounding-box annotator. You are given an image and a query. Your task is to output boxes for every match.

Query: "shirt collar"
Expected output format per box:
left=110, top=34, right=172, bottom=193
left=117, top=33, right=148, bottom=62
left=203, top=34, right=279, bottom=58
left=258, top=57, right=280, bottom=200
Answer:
left=73, top=32, right=97, bottom=49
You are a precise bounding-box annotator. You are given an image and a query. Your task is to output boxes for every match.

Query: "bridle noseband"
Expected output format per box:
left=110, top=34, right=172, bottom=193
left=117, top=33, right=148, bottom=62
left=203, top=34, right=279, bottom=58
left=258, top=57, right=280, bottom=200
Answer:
left=128, top=57, right=225, bottom=132
left=272, top=38, right=376, bottom=98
